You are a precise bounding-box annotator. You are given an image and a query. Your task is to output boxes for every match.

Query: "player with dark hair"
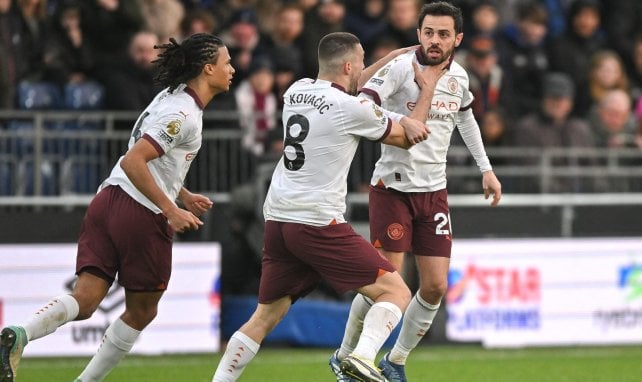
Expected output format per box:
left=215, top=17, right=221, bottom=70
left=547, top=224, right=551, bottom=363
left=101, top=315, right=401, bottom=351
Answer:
left=331, top=3, right=502, bottom=382
left=0, top=33, right=234, bottom=382
left=211, top=31, right=446, bottom=382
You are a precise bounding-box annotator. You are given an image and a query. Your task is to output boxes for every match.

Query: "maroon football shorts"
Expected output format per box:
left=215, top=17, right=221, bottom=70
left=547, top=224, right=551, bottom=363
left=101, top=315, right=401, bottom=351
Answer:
left=369, top=185, right=452, bottom=258
left=76, top=185, right=174, bottom=291
left=258, top=220, right=396, bottom=304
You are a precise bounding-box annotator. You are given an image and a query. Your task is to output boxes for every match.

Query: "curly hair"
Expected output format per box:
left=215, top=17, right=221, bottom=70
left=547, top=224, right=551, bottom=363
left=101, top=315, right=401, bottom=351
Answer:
left=153, top=33, right=225, bottom=92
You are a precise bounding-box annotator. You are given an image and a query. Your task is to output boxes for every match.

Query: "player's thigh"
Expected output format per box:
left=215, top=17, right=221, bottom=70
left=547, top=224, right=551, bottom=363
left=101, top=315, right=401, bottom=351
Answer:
left=368, top=185, right=413, bottom=252
left=109, top=187, right=174, bottom=291
left=284, top=222, right=395, bottom=295
left=412, top=189, right=452, bottom=257
left=259, top=221, right=321, bottom=303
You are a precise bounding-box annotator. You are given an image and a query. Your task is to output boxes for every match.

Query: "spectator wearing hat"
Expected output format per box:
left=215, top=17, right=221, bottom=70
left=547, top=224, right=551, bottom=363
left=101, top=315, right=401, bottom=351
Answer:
left=511, top=72, right=596, bottom=192
left=234, top=56, right=278, bottom=158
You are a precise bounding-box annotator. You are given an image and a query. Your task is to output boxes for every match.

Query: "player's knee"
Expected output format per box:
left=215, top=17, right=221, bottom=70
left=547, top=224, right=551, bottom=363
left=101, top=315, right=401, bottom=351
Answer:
left=394, top=282, right=412, bottom=310
left=420, top=280, right=447, bottom=304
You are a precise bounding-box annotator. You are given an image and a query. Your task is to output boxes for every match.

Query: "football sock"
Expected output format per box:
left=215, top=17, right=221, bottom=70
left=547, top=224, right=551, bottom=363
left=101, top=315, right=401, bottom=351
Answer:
left=337, top=294, right=374, bottom=360
left=351, top=301, right=401, bottom=362
left=76, top=318, right=140, bottom=382
left=212, top=330, right=260, bottom=382
left=389, top=293, right=440, bottom=365
left=22, top=294, right=79, bottom=341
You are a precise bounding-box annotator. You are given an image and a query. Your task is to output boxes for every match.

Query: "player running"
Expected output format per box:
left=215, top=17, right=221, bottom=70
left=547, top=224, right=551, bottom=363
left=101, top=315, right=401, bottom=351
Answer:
left=0, top=33, right=234, bottom=382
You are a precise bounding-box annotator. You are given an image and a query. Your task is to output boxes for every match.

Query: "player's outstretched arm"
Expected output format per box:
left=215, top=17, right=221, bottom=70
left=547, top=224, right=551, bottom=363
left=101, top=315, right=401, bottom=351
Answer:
left=482, top=170, right=502, bottom=206
left=358, top=45, right=419, bottom=89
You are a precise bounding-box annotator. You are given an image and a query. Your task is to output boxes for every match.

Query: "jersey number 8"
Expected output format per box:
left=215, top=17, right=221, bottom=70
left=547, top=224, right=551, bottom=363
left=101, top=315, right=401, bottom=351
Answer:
left=283, top=114, right=310, bottom=171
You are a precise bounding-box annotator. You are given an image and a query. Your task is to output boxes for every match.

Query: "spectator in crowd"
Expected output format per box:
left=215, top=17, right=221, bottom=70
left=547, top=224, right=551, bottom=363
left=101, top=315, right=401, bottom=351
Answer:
left=462, top=34, right=509, bottom=122
left=344, top=0, right=388, bottom=52
left=234, top=56, right=277, bottom=157
left=547, top=0, right=605, bottom=117
left=366, top=37, right=402, bottom=65
left=42, top=0, right=95, bottom=88
left=13, top=0, right=48, bottom=82
left=583, top=50, right=630, bottom=116
left=300, top=0, right=347, bottom=78
left=219, top=8, right=268, bottom=86
left=0, top=0, right=22, bottom=108
left=511, top=72, right=595, bottom=192
left=180, top=7, right=217, bottom=38
left=588, top=88, right=637, bottom=148
left=461, top=0, right=501, bottom=46
left=373, top=0, right=419, bottom=48
left=496, top=0, right=550, bottom=118
left=265, top=3, right=304, bottom=105
left=82, top=0, right=144, bottom=79
left=602, top=0, right=642, bottom=76
left=139, top=0, right=185, bottom=44
left=628, top=35, right=642, bottom=105
left=103, top=30, right=162, bottom=113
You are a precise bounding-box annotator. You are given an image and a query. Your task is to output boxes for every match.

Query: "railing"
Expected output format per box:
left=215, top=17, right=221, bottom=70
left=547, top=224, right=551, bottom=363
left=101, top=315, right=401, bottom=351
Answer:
left=1, top=110, right=642, bottom=201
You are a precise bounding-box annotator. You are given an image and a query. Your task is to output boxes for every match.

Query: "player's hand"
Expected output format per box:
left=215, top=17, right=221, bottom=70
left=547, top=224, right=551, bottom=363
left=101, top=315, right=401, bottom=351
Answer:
left=165, top=207, right=203, bottom=233
left=482, top=170, right=502, bottom=206
left=412, top=61, right=448, bottom=91
left=181, top=191, right=214, bottom=217
left=400, top=116, right=429, bottom=144
left=388, top=45, right=420, bottom=60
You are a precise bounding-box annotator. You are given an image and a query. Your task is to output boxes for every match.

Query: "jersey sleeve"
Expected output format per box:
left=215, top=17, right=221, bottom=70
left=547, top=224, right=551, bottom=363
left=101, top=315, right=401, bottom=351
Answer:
left=344, top=96, right=391, bottom=141
left=144, top=111, right=194, bottom=155
left=359, top=59, right=404, bottom=106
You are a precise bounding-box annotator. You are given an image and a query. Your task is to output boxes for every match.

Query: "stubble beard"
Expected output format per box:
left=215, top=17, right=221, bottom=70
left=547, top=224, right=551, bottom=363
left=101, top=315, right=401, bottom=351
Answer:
left=421, top=44, right=455, bottom=66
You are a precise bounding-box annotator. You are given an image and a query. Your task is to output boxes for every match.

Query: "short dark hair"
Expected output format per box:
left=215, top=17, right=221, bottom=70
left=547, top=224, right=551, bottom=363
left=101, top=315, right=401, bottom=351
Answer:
left=418, top=1, right=463, bottom=34
left=317, top=32, right=360, bottom=71
left=153, top=33, right=225, bottom=92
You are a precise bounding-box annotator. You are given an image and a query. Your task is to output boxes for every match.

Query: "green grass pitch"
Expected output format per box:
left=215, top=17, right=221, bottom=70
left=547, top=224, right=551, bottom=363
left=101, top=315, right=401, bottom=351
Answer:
left=15, top=345, right=642, bottom=381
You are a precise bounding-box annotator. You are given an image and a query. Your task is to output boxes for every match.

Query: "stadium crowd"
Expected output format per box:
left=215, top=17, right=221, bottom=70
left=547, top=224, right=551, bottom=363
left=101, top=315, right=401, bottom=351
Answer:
left=1, top=0, right=642, bottom=154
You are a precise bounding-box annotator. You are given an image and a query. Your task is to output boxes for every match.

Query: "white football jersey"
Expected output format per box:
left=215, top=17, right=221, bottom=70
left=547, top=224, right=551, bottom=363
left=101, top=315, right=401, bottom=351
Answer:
left=362, top=49, right=487, bottom=192
left=101, top=84, right=203, bottom=213
left=264, top=78, right=391, bottom=226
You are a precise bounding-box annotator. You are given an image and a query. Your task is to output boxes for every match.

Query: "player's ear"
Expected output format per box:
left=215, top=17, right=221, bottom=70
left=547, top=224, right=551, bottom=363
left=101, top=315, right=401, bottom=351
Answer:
left=455, top=32, right=464, bottom=47
left=343, top=61, right=352, bottom=75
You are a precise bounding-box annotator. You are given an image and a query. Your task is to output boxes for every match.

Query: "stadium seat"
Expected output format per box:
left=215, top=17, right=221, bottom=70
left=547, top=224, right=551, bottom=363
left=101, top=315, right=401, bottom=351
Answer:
left=17, top=156, right=60, bottom=196
left=64, top=81, right=105, bottom=110
left=0, top=155, right=17, bottom=196
left=61, top=155, right=107, bottom=194
left=17, top=81, right=63, bottom=110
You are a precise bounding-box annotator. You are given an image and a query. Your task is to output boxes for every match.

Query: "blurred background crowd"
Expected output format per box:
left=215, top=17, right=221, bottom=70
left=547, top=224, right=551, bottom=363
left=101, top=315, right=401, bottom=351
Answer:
left=1, top=0, right=642, bottom=158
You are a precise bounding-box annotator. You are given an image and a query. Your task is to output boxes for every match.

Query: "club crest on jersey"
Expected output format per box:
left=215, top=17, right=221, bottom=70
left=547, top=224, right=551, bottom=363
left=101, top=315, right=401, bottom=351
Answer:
left=387, top=223, right=404, bottom=240
left=166, top=120, right=182, bottom=136
left=372, top=104, right=383, bottom=119
left=377, top=67, right=390, bottom=77
left=447, top=77, right=458, bottom=94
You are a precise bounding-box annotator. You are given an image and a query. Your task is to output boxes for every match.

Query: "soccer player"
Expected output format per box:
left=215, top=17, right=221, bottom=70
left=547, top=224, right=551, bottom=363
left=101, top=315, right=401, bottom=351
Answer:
left=211, top=32, right=445, bottom=382
left=331, top=3, right=503, bottom=382
left=0, top=33, right=234, bottom=382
